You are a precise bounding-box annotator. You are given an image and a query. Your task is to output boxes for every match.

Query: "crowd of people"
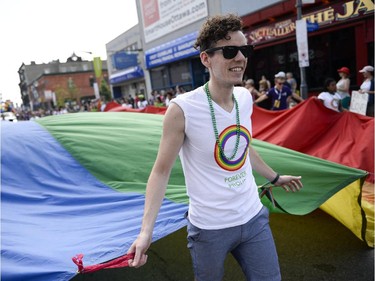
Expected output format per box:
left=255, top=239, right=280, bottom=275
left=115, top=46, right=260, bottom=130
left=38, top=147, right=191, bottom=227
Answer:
left=3, top=66, right=374, bottom=122
left=243, top=65, right=374, bottom=117
left=1, top=98, right=106, bottom=121
left=116, top=85, right=186, bottom=110
left=116, top=71, right=304, bottom=113
left=244, top=71, right=304, bottom=111
left=317, top=65, right=374, bottom=117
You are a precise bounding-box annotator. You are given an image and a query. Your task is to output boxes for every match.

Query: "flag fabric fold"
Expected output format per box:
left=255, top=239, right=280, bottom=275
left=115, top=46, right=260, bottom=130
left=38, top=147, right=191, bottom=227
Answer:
left=72, top=253, right=134, bottom=273
left=252, top=97, right=374, bottom=247
left=252, top=97, right=374, bottom=183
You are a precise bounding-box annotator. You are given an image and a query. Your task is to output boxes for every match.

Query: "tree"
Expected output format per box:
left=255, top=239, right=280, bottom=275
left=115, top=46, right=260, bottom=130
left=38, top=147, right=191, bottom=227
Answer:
left=54, top=85, right=68, bottom=108
left=67, top=77, right=79, bottom=103
left=100, top=79, right=111, bottom=102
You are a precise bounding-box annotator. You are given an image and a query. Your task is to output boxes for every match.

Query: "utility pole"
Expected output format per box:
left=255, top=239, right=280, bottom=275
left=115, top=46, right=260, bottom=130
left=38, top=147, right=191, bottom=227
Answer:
left=296, top=0, right=308, bottom=100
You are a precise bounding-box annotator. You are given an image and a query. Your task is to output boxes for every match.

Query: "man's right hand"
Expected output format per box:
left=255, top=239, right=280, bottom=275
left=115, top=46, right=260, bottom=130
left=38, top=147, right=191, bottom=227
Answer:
left=127, top=232, right=152, bottom=268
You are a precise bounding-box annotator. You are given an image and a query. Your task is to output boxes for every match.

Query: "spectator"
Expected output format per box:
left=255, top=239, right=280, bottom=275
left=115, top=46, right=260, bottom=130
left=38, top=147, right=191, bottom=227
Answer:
left=257, top=75, right=272, bottom=109
left=258, top=75, right=271, bottom=94
left=134, top=93, right=140, bottom=109
left=137, top=94, right=148, bottom=109
left=358, top=65, right=374, bottom=117
left=336, top=67, right=351, bottom=109
left=175, top=85, right=185, bottom=97
left=286, top=72, right=304, bottom=107
left=286, top=72, right=297, bottom=93
left=100, top=97, right=107, bottom=112
left=153, top=96, right=165, bottom=107
left=318, top=78, right=343, bottom=112
left=149, top=90, right=158, bottom=105
left=127, top=95, right=135, bottom=108
left=164, top=91, right=174, bottom=107
left=275, top=71, right=291, bottom=89
left=254, top=71, right=292, bottom=110
left=121, top=98, right=133, bottom=108
left=244, top=79, right=261, bottom=101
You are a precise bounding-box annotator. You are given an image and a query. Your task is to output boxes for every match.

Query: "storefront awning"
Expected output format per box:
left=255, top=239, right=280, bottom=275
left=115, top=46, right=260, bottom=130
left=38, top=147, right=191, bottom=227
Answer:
left=109, top=66, right=144, bottom=84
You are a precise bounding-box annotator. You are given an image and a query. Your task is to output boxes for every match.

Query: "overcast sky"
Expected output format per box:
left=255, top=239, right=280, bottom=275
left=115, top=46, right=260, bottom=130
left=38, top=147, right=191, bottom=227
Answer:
left=0, top=0, right=138, bottom=106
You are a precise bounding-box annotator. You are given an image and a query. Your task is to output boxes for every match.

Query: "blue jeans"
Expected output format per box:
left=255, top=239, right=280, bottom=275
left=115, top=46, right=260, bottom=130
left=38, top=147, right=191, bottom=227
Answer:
left=186, top=206, right=281, bottom=281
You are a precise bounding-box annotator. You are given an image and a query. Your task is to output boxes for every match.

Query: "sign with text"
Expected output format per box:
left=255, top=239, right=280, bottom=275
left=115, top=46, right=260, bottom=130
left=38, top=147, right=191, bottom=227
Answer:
left=140, top=0, right=207, bottom=43
left=246, top=0, right=374, bottom=44
left=306, top=20, right=319, bottom=32
left=44, top=90, right=53, bottom=101
left=349, top=91, right=368, bottom=115
left=296, top=19, right=309, bottom=67
left=112, top=52, right=138, bottom=70
left=145, top=31, right=199, bottom=68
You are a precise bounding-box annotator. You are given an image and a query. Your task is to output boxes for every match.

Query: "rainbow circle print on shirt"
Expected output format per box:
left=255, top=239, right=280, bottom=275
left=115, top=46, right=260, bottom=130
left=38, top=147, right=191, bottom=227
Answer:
left=214, top=125, right=252, bottom=171
left=330, top=98, right=340, bottom=110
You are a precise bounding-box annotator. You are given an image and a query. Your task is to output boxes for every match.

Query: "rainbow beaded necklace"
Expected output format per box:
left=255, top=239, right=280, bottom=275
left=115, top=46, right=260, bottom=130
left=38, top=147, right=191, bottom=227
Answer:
left=204, top=82, right=241, bottom=161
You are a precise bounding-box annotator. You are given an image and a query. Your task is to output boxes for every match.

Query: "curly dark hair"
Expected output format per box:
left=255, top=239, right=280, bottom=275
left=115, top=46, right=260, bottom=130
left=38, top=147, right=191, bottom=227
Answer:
left=194, top=14, right=243, bottom=52
left=324, top=78, right=336, bottom=92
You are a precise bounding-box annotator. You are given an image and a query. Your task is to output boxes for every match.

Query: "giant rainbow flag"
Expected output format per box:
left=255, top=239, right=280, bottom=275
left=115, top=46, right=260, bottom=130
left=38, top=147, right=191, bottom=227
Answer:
left=1, top=107, right=370, bottom=280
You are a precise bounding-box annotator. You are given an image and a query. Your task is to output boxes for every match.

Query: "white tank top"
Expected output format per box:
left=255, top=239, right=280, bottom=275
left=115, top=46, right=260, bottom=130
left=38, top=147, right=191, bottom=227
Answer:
left=336, top=78, right=350, bottom=98
left=171, top=86, right=263, bottom=230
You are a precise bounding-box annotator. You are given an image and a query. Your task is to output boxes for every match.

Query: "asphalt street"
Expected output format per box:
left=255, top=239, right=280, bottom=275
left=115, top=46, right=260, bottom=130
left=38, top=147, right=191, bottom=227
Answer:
left=72, top=208, right=374, bottom=281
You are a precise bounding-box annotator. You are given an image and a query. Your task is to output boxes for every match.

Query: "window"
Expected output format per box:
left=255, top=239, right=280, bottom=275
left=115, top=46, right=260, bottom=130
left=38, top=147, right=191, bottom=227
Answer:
left=308, top=27, right=355, bottom=89
left=192, top=57, right=207, bottom=88
left=150, top=66, right=170, bottom=89
left=170, top=61, right=191, bottom=85
left=249, top=27, right=356, bottom=91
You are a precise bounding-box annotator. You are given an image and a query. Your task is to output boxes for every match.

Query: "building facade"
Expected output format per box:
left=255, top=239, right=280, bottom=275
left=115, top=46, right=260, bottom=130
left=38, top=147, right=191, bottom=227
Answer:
left=106, top=25, right=146, bottom=101
left=135, top=0, right=222, bottom=97
left=18, top=54, right=108, bottom=110
left=241, top=0, right=374, bottom=95
left=108, top=0, right=373, bottom=98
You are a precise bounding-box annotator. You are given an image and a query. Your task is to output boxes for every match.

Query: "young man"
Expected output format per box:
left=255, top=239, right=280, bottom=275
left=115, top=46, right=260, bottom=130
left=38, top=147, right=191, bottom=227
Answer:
left=128, top=14, right=303, bottom=280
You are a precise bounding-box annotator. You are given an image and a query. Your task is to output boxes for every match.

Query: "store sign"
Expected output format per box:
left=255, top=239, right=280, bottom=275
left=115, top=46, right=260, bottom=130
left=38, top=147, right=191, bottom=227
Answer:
left=145, top=31, right=199, bottom=68
left=303, top=0, right=374, bottom=26
left=112, top=52, right=138, bottom=70
left=140, top=0, right=208, bottom=43
left=306, top=20, right=319, bottom=32
left=248, top=19, right=296, bottom=44
left=248, top=0, right=374, bottom=44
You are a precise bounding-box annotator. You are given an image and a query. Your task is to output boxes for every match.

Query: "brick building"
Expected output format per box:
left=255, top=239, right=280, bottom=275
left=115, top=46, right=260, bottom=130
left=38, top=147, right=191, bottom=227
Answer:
left=18, top=53, right=108, bottom=110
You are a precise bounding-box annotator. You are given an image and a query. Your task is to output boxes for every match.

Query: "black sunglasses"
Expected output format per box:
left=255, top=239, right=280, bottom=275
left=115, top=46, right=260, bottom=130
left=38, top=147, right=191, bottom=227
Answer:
left=205, top=45, right=253, bottom=59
